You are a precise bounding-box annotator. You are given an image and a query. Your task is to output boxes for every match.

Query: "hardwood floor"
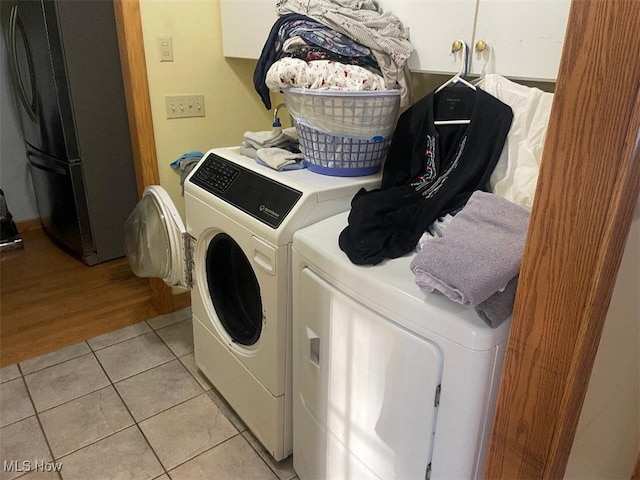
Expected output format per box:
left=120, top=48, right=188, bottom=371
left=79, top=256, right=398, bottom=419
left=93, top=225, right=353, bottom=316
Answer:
left=0, top=226, right=162, bottom=367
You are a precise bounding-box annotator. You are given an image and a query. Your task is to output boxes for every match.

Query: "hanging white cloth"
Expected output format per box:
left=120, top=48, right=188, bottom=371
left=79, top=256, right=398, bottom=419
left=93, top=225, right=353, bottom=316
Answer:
left=477, top=74, right=554, bottom=210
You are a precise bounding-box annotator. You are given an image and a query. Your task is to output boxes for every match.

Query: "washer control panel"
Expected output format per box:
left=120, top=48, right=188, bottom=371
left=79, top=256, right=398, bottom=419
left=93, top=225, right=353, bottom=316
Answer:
left=191, top=158, right=239, bottom=193
left=189, top=153, right=302, bottom=228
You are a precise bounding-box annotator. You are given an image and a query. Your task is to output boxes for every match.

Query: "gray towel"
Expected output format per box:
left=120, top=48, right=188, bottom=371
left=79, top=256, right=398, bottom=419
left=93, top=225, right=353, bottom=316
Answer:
left=410, top=191, right=530, bottom=307
left=475, top=275, right=519, bottom=328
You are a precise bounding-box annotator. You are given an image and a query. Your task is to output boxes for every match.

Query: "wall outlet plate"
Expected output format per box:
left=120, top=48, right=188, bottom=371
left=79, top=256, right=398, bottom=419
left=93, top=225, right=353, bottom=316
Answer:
left=165, top=95, right=205, bottom=119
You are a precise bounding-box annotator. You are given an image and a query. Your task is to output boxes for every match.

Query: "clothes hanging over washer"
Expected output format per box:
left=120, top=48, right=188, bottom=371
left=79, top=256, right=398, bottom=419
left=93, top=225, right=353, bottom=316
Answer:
left=338, top=87, right=513, bottom=265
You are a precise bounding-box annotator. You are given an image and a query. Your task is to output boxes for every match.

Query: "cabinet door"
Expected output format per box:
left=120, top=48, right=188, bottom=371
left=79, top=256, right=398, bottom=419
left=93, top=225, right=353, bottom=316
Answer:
left=377, top=0, right=477, bottom=73
left=219, top=0, right=277, bottom=59
left=471, top=0, right=571, bottom=81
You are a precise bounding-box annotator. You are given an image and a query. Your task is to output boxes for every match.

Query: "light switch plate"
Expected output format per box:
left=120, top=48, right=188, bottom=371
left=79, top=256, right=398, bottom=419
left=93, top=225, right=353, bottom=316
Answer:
left=158, top=36, right=173, bottom=62
left=165, top=95, right=205, bottom=119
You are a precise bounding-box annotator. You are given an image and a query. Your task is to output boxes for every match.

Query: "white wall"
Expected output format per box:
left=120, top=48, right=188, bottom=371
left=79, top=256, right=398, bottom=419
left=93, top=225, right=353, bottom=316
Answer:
left=0, top=36, right=39, bottom=222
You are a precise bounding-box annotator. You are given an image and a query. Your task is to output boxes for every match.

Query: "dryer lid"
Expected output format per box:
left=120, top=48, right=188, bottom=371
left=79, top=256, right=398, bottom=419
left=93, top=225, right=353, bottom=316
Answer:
left=123, top=185, right=190, bottom=288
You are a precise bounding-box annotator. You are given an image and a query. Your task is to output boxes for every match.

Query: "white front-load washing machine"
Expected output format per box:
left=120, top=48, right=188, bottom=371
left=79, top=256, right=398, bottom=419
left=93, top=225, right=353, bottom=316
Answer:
left=291, top=211, right=512, bottom=479
left=123, top=147, right=381, bottom=461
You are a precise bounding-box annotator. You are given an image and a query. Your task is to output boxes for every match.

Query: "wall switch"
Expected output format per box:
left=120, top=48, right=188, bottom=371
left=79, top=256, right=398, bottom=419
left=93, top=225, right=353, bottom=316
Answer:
left=158, top=36, right=174, bottom=62
left=165, top=95, right=205, bottom=119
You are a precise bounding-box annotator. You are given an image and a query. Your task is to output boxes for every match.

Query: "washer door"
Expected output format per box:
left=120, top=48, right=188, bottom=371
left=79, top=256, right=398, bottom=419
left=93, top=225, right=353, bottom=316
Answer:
left=123, top=185, right=189, bottom=288
left=205, top=233, right=262, bottom=346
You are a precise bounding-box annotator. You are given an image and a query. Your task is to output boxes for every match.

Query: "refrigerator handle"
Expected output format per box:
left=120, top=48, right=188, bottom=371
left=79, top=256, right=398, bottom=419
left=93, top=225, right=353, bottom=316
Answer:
left=27, top=150, right=67, bottom=176
left=8, top=5, right=38, bottom=122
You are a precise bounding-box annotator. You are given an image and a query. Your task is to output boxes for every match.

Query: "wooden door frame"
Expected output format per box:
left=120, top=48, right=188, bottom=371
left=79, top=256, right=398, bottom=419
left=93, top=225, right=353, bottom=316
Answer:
left=113, top=0, right=188, bottom=314
left=113, top=0, right=640, bottom=475
left=484, top=0, right=640, bottom=477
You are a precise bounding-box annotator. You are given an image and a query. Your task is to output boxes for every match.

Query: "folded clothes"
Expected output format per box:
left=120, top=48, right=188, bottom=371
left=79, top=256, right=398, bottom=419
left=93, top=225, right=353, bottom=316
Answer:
left=409, top=190, right=530, bottom=307
left=239, top=145, right=258, bottom=159
left=256, top=147, right=305, bottom=171
left=240, top=126, right=304, bottom=171
left=243, top=129, right=290, bottom=150
left=242, top=127, right=298, bottom=149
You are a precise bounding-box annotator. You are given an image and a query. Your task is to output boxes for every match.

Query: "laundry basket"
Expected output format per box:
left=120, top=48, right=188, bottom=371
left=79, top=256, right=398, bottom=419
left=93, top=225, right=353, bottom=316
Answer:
left=283, top=88, right=401, bottom=176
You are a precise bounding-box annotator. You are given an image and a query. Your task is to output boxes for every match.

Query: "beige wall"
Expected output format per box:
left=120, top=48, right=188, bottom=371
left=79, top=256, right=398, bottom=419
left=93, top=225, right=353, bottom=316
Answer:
left=139, top=0, right=280, bottom=219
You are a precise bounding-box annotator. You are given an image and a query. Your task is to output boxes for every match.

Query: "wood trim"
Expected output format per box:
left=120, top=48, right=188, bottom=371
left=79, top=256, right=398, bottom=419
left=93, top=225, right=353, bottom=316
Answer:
left=112, top=0, right=158, bottom=192
left=113, top=0, right=188, bottom=314
left=16, top=218, right=42, bottom=233
left=485, top=1, right=640, bottom=478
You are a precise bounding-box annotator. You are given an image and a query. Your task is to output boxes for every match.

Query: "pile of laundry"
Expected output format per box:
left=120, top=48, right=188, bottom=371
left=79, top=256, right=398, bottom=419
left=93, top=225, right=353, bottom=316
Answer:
left=254, top=0, right=414, bottom=110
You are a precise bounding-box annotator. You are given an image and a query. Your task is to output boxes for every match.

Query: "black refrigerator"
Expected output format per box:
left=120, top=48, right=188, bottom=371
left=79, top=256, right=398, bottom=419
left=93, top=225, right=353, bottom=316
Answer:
left=1, top=0, right=139, bottom=265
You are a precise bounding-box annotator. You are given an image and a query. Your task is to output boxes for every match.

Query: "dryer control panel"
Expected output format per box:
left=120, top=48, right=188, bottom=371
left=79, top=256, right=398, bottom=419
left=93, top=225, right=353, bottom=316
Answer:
left=189, top=153, right=302, bottom=228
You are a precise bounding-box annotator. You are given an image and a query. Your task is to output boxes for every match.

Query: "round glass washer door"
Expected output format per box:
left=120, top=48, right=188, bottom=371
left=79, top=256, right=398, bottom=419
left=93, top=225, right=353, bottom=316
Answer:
left=123, top=185, right=188, bottom=288
left=205, top=233, right=263, bottom=346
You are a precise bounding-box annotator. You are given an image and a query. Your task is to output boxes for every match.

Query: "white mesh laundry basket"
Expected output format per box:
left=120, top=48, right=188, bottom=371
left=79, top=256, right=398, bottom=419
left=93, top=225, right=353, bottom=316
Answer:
left=284, top=88, right=400, bottom=176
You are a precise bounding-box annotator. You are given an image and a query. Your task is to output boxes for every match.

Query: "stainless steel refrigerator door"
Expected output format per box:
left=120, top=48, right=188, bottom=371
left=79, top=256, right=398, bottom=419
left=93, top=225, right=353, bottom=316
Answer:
left=27, top=147, right=97, bottom=264
left=2, top=0, right=77, bottom=162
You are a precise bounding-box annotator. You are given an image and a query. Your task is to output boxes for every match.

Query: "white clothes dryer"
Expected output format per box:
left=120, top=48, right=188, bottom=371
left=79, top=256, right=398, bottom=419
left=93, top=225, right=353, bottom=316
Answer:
left=291, top=211, right=512, bottom=479
left=123, top=147, right=381, bottom=461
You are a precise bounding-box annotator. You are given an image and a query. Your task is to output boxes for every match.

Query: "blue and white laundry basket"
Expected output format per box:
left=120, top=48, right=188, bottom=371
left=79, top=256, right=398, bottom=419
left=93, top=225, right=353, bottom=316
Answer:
left=283, top=88, right=401, bottom=176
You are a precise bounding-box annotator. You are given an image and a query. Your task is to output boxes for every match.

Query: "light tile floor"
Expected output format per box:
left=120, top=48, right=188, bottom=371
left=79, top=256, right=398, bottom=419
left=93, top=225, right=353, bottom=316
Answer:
left=0, top=308, right=297, bottom=480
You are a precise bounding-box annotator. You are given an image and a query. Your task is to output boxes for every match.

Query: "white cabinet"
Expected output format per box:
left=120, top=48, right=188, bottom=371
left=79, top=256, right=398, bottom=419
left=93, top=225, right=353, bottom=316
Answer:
left=219, top=0, right=277, bottom=59
left=376, top=0, right=478, bottom=74
left=377, top=0, right=571, bottom=81
left=471, top=0, right=571, bottom=81
left=219, top=0, right=571, bottom=81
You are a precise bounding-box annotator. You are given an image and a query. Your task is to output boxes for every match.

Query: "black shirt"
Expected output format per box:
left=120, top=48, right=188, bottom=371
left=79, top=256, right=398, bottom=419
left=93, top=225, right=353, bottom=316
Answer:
left=339, top=86, right=513, bottom=265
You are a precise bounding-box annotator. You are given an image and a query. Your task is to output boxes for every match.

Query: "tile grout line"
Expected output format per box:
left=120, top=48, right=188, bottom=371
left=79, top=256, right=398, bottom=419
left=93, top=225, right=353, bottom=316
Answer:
left=92, top=334, right=171, bottom=479
left=2, top=311, right=188, bottom=479
left=4, top=311, right=292, bottom=479
left=133, top=319, right=291, bottom=478
left=152, top=430, right=246, bottom=477
left=15, top=361, right=62, bottom=480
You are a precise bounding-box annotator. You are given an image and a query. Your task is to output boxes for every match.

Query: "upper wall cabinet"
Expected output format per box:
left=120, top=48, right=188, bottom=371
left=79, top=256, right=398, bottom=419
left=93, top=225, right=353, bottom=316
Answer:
left=377, top=0, right=571, bottom=81
left=470, top=0, right=571, bottom=80
left=220, top=0, right=571, bottom=81
left=219, top=0, right=277, bottom=59
left=376, top=0, right=478, bottom=74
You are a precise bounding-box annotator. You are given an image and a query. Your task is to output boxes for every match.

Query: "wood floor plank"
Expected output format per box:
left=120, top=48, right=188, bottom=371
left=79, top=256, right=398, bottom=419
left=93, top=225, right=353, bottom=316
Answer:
left=0, top=228, right=164, bottom=367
